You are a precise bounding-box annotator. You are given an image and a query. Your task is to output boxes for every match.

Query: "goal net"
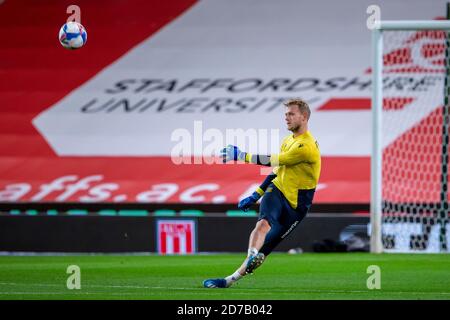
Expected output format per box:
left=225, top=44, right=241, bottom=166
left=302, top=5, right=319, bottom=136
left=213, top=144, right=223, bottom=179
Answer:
left=371, top=21, right=450, bottom=253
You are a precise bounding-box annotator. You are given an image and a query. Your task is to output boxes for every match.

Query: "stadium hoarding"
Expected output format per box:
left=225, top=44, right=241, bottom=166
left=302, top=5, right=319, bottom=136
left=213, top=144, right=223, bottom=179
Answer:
left=1, top=0, right=450, bottom=205
left=0, top=214, right=368, bottom=253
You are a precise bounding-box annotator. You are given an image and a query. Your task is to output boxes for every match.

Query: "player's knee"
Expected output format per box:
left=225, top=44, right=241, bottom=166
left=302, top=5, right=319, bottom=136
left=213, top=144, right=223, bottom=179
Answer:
left=255, top=219, right=271, bottom=234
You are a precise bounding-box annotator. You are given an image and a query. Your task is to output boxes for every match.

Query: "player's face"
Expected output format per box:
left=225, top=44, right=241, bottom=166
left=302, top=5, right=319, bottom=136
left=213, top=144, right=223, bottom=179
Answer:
left=285, top=105, right=306, bottom=132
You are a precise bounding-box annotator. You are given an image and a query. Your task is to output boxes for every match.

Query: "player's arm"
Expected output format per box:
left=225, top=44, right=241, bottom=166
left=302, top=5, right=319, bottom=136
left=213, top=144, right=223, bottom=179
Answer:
left=221, top=144, right=311, bottom=167
left=238, top=173, right=277, bottom=212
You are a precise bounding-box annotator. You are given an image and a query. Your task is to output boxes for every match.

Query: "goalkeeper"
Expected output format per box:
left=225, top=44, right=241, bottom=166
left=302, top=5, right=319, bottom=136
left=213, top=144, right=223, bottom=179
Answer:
left=203, top=98, right=321, bottom=288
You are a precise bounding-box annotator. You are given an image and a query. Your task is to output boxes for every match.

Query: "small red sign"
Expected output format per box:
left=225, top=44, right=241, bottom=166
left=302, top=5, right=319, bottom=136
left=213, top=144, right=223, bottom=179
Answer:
left=157, top=220, right=196, bottom=255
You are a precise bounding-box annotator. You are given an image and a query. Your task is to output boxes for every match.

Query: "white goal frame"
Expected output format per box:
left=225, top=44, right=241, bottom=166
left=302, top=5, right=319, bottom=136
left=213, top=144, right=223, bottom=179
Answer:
left=371, top=20, right=450, bottom=253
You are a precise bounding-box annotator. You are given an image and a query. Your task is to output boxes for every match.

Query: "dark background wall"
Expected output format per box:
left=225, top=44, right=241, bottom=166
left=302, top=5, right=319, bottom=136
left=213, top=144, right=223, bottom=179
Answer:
left=0, top=215, right=369, bottom=253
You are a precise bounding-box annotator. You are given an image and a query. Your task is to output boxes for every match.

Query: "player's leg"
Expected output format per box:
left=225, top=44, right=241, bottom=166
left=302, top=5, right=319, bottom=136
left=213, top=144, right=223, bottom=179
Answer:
left=218, top=219, right=270, bottom=287
left=258, top=220, right=295, bottom=256
left=236, top=219, right=271, bottom=273
left=204, top=218, right=273, bottom=288
left=203, top=187, right=281, bottom=288
left=205, top=187, right=313, bottom=287
left=247, top=187, right=309, bottom=273
left=248, top=218, right=271, bottom=257
left=222, top=188, right=284, bottom=286
left=204, top=219, right=271, bottom=288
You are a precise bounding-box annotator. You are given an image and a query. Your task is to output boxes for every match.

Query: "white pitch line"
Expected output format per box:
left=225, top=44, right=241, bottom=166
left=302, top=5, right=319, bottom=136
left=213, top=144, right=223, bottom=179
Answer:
left=0, top=292, right=172, bottom=296
left=1, top=282, right=449, bottom=296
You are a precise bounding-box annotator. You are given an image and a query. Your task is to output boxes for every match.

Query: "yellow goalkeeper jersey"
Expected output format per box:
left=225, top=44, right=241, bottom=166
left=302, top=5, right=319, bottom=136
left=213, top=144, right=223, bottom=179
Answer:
left=270, top=131, right=321, bottom=209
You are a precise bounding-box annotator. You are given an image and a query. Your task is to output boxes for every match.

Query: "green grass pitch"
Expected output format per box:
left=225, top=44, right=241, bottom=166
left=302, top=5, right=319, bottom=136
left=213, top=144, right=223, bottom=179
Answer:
left=0, top=253, right=449, bottom=300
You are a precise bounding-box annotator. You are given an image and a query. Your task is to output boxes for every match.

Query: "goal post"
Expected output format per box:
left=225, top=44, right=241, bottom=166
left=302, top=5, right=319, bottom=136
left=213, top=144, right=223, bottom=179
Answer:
left=371, top=20, right=450, bottom=253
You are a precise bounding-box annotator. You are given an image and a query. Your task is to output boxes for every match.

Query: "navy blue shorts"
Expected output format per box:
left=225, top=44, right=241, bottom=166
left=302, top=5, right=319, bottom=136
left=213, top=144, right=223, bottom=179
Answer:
left=258, top=184, right=315, bottom=255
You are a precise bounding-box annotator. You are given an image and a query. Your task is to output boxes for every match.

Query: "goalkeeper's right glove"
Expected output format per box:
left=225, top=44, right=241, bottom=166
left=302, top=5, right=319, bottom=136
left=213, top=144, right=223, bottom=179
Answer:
left=238, top=192, right=261, bottom=212
left=221, top=145, right=247, bottom=163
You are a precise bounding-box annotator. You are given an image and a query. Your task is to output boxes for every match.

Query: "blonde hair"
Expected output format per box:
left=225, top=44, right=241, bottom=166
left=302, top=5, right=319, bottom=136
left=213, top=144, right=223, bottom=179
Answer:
left=284, top=98, right=311, bottom=120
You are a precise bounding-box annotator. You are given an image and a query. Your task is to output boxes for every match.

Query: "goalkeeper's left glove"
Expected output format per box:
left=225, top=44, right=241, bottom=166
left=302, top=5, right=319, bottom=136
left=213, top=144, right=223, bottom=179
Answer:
left=238, top=192, right=261, bottom=212
left=221, top=145, right=247, bottom=163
